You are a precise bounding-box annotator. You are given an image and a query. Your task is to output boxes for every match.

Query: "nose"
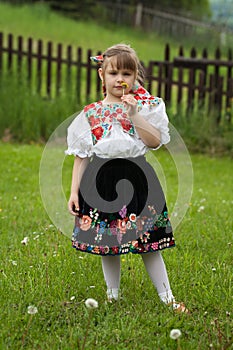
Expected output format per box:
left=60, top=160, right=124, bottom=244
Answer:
left=116, top=74, right=124, bottom=83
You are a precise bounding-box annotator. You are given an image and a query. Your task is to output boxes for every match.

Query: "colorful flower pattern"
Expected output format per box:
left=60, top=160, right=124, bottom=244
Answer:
left=72, top=205, right=175, bottom=255
left=84, top=101, right=134, bottom=145
left=84, top=84, right=161, bottom=145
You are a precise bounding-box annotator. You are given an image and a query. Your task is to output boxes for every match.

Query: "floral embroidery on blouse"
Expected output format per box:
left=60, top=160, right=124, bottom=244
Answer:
left=84, top=84, right=162, bottom=145
left=84, top=101, right=135, bottom=145
left=131, top=84, right=162, bottom=111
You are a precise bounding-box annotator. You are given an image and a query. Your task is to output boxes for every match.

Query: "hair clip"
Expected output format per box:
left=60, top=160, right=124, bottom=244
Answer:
left=90, top=55, right=104, bottom=64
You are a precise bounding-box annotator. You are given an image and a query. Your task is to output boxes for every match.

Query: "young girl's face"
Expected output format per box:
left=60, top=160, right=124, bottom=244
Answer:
left=99, top=57, right=136, bottom=102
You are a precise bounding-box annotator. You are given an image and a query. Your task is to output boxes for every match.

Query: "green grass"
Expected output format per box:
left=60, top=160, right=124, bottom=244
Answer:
left=0, top=1, right=173, bottom=63
left=0, top=1, right=232, bottom=155
left=0, top=1, right=232, bottom=61
left=0, top=143, right=232, bottom=349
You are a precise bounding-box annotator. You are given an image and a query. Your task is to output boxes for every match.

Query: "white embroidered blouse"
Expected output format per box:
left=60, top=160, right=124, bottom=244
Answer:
left=66, top=86, right=170, bottom=159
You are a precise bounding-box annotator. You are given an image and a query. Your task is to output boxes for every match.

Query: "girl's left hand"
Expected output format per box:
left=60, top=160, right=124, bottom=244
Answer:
left=121, top=94, right=137, bottom=118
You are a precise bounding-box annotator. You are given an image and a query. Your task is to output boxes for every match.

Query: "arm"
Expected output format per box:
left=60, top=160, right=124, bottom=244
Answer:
left=68, top=156, right=89, bottom=215
left=122, top=95, right=161, bottom=148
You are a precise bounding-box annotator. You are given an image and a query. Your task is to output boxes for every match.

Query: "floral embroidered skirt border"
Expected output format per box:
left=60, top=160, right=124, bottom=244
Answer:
left=72, top=155, right=175, bottom=255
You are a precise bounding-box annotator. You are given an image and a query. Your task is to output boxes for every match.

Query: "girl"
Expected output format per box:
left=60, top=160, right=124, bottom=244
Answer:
left=66, top=44, right=188, bottom=313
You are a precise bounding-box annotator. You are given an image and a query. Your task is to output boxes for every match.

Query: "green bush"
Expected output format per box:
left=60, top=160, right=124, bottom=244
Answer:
left=0, top=72, right=80, bottom=142
left=168, top=106, right=233, bottom=156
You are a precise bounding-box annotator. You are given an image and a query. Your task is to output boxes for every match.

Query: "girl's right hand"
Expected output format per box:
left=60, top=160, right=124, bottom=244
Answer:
left=68, top=193, right=80, bottom=216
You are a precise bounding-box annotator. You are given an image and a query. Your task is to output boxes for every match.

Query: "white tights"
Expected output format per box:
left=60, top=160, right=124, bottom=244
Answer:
left=101, top=252, right=174, bottom=303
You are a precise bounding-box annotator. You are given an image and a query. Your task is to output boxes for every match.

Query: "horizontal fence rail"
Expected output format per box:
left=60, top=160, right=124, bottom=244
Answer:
left=0, top=32, right=232, bottom=122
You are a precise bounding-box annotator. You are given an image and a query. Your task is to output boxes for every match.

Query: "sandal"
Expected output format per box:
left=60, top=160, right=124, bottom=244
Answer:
left=168, top=301, right=190, bottom=314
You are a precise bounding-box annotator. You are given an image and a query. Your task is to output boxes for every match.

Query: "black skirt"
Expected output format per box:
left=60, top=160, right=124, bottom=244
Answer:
left=72, top=155, right=175, bottom=255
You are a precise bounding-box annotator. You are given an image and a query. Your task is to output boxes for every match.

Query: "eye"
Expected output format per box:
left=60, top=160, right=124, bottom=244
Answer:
left=108, top=70, right=117, bottom=75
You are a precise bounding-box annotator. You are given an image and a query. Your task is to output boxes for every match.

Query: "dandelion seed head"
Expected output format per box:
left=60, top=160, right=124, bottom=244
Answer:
left=198, top=206, right=205, bottom=212
left=21, top=237, right=29, bottom=245
left=85, top=298, right=98, bottom=309
left=27, top=305, right=38, bottom=315
left=70, top=296, right=75, bottom=301
left=170, top=329, right=182, bottom=340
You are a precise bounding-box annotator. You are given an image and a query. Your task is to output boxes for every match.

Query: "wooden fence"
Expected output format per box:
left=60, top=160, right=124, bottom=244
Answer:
left=98, top=1, right=233, bottom=38
left=0, top=32, right=232, bottom=121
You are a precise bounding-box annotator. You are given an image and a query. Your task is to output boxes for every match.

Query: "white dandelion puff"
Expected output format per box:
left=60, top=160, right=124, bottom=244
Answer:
left=198, top=206, right=205, bottom=212
left=21, top=237, right=29, bottom=245
left=70, top=296, right=75, bottom=301
left=85, top=298, right=98, bottom=309
left=27, top=305, right=38, bottom=315
left=170, top=329, right=182, bottom=340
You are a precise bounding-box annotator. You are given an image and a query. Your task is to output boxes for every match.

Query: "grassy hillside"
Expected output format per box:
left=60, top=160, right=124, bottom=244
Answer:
left=0, top=1, right=230, bottom=62
left=0, top=1, right=172, bottom=62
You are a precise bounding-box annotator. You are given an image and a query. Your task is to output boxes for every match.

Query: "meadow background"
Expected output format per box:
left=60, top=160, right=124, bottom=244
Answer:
left=0, top=2, right=232, bottom=349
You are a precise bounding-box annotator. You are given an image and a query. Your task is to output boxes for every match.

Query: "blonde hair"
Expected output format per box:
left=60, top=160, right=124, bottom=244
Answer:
left=101, top=44, right=145, bottom=85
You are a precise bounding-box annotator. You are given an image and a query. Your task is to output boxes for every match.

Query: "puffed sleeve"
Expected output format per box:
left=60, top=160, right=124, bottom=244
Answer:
left=65, top=110, right=93, bottom=158
left=139, top=98, right=170, bottom=148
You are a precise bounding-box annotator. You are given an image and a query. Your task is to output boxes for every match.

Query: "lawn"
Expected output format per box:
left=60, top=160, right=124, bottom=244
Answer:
left=0, top=142, right=232, bottom=349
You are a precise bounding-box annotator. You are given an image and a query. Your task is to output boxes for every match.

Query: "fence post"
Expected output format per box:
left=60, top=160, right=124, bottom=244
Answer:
left=46, top=41, right=52, bottom=98
left=208, top=74, right=215, bottom=114
left=36, top=39, right=43, bottom=95
left=17, top=36, right=23, bottom=74
left=96, top=51, right=102, bottom=101
left=66, top=45, right=72, bottom=96
left=198, top=48, right=208, bottom=107
left=76, top=47, right=82, bottom=104
left=214, top=47, right=222, bottom=122
left=164, top=44, right=172, bottom=103
left=187, top=47, right=197, bottom=113
left=56, top=43, right=62, bottom=97
left=177, top=46, right=184, bottom=106
left=147, top=61, right=153, bottom=93
left=216, top=76, right=223, bottom=123
left=27, top=37, right=33, bottom=87
left=7, top=34, right=13, bottom=71
left=86, top=49, right=92, bottom=102
left=135, top=3, right=143, bottom=27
